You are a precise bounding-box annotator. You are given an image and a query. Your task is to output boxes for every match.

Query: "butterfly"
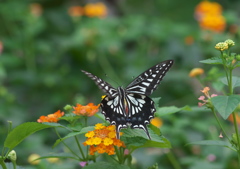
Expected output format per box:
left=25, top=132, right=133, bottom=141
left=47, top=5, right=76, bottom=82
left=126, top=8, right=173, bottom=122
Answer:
left=81, top=60, right=174, bottom=139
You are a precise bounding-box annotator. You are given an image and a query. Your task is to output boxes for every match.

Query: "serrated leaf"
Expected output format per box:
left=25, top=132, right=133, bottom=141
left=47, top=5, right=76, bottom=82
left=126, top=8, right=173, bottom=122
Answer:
left=186, top=140, right=236, bottom=151
left=4, top=122, right=56, bottom=150
left=211, top=95, right=240, bottom=119
left=220, top=76, right=240, bottom=88
left=83, top=161, right=130, bottom=169
left=53, top=126, right=95, bottom=148
left=200, top=57, right=223, bottom=64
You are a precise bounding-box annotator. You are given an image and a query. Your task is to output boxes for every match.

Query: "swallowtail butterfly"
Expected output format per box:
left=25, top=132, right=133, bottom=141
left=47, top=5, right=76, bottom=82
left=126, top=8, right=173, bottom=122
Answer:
left=81, top=60, right=173, bottom=139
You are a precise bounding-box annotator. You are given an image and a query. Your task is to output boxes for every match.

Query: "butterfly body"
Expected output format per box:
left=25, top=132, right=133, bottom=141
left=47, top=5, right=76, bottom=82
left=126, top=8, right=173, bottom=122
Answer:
left=82, top=60, right=173, bottom=139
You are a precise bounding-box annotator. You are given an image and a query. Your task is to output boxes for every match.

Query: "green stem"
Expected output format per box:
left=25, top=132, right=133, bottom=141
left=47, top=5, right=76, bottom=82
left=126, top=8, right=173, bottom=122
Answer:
left=232, top=112, right=240, bottom=165
left=166, top=150, right=182, bottom=169
left=114, top=147, right=123, bottom=164
left=54, top=128, right=81, bottom=160
left=74, top=136, right=86, bottom=160
left=211, top=108, right=231, bottom=142
left=0, top=159, right=7, bottom=169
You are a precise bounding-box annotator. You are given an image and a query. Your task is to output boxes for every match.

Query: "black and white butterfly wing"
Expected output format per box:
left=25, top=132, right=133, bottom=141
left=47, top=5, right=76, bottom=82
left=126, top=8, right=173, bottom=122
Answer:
left=81, top=70, right=117, bottom=97
left=101, top=95, right=128, bottom=139
left=126, top=60, right=174, bottom=96
left=125, top=94, right=156, bottom=139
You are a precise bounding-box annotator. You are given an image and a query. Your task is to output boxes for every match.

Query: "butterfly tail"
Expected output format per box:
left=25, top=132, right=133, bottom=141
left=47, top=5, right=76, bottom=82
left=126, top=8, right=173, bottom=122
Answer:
left=143, top=125, right=151, bottom=140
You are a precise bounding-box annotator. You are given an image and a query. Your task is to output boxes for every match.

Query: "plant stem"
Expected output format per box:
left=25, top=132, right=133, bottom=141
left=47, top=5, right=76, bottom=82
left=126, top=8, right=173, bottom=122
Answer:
left=232, top=112, right=240, bottom=166
left=74, top=136, right=86, bottom=160
left=166, top=150, right=182, bottom=169
left=0, top=159, right=7, bottom=169
left=212, top=108, right=231, bottom=142
left=54, top=128, right=81, bottom=159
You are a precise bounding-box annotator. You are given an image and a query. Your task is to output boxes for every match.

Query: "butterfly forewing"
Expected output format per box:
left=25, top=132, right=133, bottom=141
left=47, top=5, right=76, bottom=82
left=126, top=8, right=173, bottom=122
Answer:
left=126, top=60, right=174, bottom=96
left=81, top=70, right=117, bottom=97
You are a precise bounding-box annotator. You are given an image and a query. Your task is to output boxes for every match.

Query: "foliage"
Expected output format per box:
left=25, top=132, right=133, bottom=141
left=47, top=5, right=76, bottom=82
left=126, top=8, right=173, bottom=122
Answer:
left=1, top=0, right=240, bottom=169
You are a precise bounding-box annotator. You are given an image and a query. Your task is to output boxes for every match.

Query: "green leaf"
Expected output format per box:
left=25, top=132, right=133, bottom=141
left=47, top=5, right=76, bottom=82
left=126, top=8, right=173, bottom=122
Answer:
left=4, top=122, right=57, bottom=150
left=211, top=95, right=240, bottom=119
left=155, top=106, right=189, bottom=116
left=199, top=57, right=223, bottom=64
left=83, top=161, right=130, bottom=169
left=186, top=140, right=236, bottom=151
left=220, top=76, right=240, bottom=89
left=122, top=128, right=171, bottom=150
left=53, top=126, right=95, bottom=148
left=36, top=153, right=78, bottom=161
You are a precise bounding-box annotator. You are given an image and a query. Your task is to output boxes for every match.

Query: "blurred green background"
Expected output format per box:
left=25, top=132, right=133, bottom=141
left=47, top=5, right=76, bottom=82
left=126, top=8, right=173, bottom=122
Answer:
left=1, top=0, right=240, bottom=168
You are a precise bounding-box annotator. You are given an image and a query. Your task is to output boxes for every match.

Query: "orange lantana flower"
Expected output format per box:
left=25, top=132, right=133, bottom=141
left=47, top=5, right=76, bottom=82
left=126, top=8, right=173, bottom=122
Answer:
left=37, top=110, right=64, bottom=123
left=68, top=6, right=84, bottom=17
left=83, top=123, right=125, bottom=155
left=73, top=103, right=99, bottom=116
left=194, top=0, right=226, bottom=33
left=84, top=2, right=107, bottom=18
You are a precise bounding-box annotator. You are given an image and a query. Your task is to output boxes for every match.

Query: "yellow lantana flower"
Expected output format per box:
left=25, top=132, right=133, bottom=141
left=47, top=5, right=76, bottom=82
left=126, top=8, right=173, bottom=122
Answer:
left=83, top=124, right=125, bottom=155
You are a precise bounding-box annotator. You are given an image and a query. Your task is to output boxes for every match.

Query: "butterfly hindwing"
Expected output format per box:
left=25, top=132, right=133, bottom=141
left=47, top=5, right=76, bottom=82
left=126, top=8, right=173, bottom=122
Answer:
left=126, top=60, right=174, bottom=96
left=101, top=95, right=128, bottom=139
left=125, top=94, right=155, bottom=139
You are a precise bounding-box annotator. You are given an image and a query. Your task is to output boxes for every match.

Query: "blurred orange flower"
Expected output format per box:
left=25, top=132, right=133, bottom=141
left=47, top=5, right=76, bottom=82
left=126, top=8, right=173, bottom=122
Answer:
left=151, top=117, right=163, bottom=128
left=189, top=68, right=204, bottom=77
left=185, top=36, right=194, bottom=45
left=228, top=113, right=240, bottom=125
left=68, top=6, right=84, bottom=17
left=84, top=2, right=107, bottom=18
left=0, top=41, right=3, bottom=54
left=37, top=110, right=64, bottom=123
left=195, top=0, right=225, bottom=33
left=30, top=3, right=42, bottom=17
left=73, top=103, right=99, bottom=116
left=83, top=123, right=125, bottom=155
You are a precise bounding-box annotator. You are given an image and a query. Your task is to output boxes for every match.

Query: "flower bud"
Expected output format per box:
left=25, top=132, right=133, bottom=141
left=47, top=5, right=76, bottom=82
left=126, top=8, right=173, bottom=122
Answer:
left=8, top=150, right=17, bottom=161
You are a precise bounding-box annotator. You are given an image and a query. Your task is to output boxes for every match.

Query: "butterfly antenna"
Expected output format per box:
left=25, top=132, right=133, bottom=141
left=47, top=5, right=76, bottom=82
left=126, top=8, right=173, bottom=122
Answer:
left=104, top=73, right=120, bottom=87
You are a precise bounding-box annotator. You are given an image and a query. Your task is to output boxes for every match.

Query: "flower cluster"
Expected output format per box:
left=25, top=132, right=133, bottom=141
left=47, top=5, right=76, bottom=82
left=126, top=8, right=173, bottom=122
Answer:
left=83, top=123, right=125, bottom=155
left=198, top=87, right=217, bottom=107
left=37, top=110, right=64, bottom=123
left=215, top=39, right=235, bottom=51
left=73, top=103, right=99, bottom=116
left=68, top=2, right=107, bottom=18
left=195, top=0, right=226, bottom=33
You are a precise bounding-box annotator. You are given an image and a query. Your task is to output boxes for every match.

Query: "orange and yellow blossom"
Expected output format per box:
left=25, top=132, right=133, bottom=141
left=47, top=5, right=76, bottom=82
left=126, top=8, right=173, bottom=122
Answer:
left=83, top=123, right=125, bottom=155
left=37, top=110, right=64, bottom=123
left=73, top=103, right=99, bottom=116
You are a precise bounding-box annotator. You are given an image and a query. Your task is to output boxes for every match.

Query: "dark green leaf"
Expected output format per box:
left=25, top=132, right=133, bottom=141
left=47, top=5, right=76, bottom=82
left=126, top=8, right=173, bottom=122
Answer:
left=53, top=126, right=95, bottom=148
left=220, top=76, right=240, bottom=88
left=4, top=122, right=56, bottom=150
left=83, top=162, right=130, bottom=169
left=199, top=57, right=223, bottom=64
left=186, top=140, right=236, bottom=151
left=155, top=106, right=189, bottom=116
left=36, top=153, right=77, bottom=161
left=211, top=95, right=240, bottom=119
left=122, top=128, right=171, bottom=150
